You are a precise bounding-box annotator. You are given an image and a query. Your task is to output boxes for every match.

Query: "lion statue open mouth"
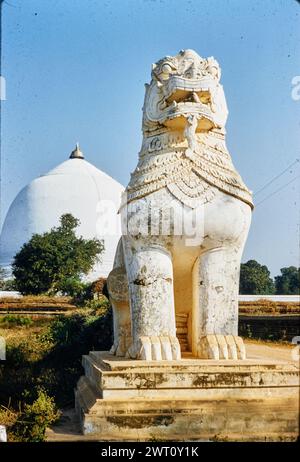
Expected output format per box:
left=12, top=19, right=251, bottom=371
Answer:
left=108, top=49, right=253, bottom=361
left=144, top=49, right=227, bottom=132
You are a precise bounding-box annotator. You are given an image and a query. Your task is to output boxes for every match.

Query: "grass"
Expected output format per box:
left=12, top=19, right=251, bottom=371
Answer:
left=0, top=405, right=19, bottom=442
left=244, top=337, right=295, bottom=348
left=0, top=300, right=113, bottom=441
left=0, top=315, right=34, bottom=328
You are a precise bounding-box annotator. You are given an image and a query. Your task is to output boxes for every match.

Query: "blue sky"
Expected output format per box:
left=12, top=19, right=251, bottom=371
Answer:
left=1, top=0, right=299, bottom=276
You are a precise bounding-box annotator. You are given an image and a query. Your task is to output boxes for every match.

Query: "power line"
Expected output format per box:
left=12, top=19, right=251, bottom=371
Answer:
left=256, top=175, right=300, bottom=207
left=254, top=158, right=300, bottom=196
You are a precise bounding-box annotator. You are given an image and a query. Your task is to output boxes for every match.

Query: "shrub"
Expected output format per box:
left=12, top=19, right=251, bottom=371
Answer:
left=0, top=303, right=113, bottom=432
left=6, top=344, right=29, bottom=367
left=59, top=277, right=93, bottom=301
left=13, top=389, right=60, bottom=442
left=0, top=405, right=19, bottom=442
left=0, top=315, right=33, bottom=328
left=84, top=295, right=110, bottom=314
left=45, top=314, right=88, bottom=346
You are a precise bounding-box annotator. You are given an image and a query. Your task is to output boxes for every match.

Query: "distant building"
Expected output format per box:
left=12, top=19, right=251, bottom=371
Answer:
left=0, top=144, right=124, bottom=280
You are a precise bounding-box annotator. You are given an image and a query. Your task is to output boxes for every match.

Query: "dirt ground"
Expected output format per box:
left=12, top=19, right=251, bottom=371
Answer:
left=244, top=339, right=299, bottom=365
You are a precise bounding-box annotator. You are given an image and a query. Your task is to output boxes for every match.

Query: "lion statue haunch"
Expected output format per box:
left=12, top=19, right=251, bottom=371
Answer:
left=107, top=49, right=253, bottom=361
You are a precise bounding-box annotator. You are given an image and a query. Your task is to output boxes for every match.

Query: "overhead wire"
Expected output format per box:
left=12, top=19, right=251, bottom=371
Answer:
left=254, top=158, right=300, bottom=196
left=255, top=175, right=300, bottom=207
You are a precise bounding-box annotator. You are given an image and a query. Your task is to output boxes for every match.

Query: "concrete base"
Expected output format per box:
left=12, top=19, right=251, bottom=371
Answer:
left=75, top=351, right=299, bottom=441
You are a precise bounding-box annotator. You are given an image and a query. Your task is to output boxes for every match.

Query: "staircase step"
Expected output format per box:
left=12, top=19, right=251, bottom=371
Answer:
left=176, top=314, right=188, bottom=352
left=180, top=345, right=188, bottom=351
left=176, top=327, right=188, bottom=334
left=176, top=325, right=188, bottom=329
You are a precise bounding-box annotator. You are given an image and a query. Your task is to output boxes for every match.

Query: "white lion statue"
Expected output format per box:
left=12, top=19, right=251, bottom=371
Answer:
left=107, top=49, right=253, bottom=361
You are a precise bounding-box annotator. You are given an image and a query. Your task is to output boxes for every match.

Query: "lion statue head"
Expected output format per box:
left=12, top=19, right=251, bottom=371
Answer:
left=142, top=49, right=228, bottom=136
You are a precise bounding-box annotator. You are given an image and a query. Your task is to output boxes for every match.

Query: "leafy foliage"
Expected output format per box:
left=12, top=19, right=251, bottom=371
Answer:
left=0, top=315, right=33, bottom=328
left=275, top=266, right=300, bottom=295
left=0, top=302, right=113, bottom=413
left=84, top=294, right=111, bottom=313
left=12, top=389, right=60, bottom=442
left=59, top=277, right=93, bottom=305
left=0, top=405, right=19, bottom=442
left=239, top=260, right=275, bottom=295
left=12, top=214, right=104, bottom=295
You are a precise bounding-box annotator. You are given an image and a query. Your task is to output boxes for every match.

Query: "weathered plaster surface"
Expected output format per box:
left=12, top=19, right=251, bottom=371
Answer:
left=74, top=352, right=299, bottom=440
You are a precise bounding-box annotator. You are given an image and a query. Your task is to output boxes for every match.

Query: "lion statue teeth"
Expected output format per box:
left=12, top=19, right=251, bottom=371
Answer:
left=108, top=49, right=253, bottom=361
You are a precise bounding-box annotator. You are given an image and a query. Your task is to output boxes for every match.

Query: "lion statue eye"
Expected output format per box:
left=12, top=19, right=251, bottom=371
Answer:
left=161, top=64, right=173, bottom=74
left=160, top=63, right=174, bottom=77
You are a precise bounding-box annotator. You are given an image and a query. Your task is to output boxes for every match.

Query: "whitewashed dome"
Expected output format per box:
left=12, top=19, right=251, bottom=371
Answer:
left=0, top=145, right=124, bottom=280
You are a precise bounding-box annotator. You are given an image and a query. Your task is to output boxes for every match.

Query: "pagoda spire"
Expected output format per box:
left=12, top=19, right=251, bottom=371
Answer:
left=70, top=142, right=84, bottom=159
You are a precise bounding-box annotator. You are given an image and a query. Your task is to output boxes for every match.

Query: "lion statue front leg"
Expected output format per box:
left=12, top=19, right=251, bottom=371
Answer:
left=189, top=192, right=251, bottom=360
left=193, top=245, right=247, bottom=360
left=107, top=231, right=181, bottom=361
left=122, top=235, right=181, bottom=361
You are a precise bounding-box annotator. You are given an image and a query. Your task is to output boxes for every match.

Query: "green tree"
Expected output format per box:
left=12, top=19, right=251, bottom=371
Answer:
left=12, top=214, right=104, bottom=295
left=239, top=259, right=275, bottom=295
left=275, top=266, right=300, bottom=295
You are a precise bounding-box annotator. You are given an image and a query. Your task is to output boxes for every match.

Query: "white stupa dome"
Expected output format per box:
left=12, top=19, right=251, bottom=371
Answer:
left=0, top=144, right=124, bottom=280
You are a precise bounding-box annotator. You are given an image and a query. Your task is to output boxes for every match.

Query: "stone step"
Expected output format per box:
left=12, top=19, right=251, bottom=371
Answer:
left=176, top=313, right=188, bottom=349
left=180, top=345, right=189, bottom=352
left=75, top=365, right=300, bottom=441
left=176, top=327, right=188, bottom=334
left=89, top=351, right=299, bottom=372
left=82, top=353, right=300, bottom=400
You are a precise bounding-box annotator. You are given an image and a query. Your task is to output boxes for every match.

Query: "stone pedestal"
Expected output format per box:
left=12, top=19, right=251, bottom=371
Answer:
left=75, top=351, right=299, bottom=441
